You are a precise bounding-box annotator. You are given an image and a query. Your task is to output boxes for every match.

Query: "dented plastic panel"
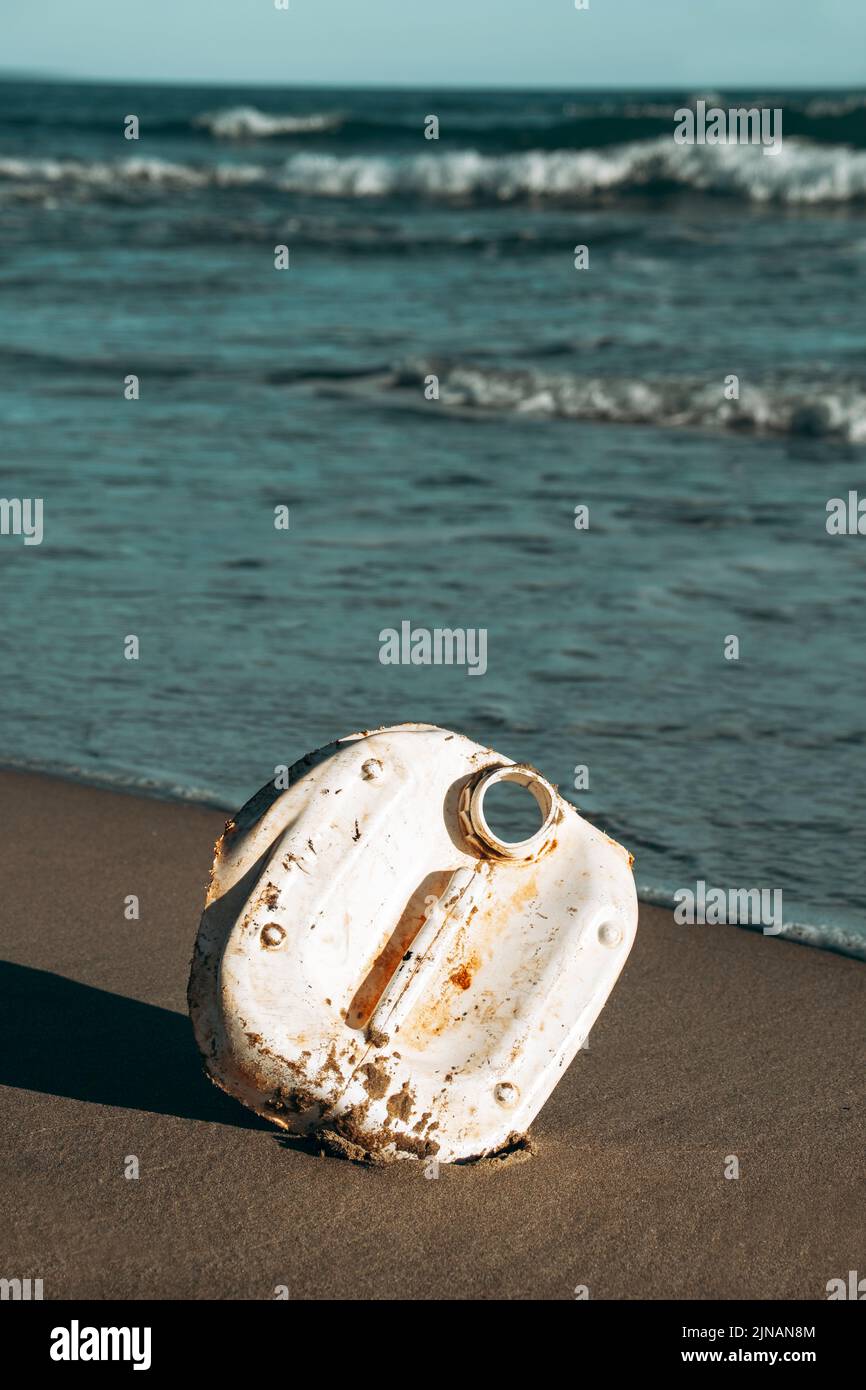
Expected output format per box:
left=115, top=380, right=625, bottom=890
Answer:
left=188, top=722, right=637, bottom=1163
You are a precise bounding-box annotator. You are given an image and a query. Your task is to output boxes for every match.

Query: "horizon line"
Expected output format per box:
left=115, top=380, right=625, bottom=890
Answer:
left=0, top=69, right=861, bottom=94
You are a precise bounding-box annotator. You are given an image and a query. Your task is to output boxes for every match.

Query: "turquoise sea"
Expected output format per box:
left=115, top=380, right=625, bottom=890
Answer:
left=2, top=80, right=865, bottom=957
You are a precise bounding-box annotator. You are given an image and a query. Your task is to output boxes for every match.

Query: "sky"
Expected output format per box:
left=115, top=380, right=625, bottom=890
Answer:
left=3, top=0, right=864, bottom=89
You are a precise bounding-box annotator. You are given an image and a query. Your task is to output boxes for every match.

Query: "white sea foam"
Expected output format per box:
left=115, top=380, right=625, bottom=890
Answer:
left=385, top=361, right=866, bottom=441
left=0, top=154, right=268, bottom=191
left=636, top=885, right=866, bottom=963
left=3, top=139, right=866, bottom=205
left=274, top=139, right=866, bottom=204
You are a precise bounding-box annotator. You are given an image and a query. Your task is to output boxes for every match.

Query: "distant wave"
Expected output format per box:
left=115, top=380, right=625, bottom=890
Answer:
left=5, top=92, right=866, bottom=149
left=5, top=139, right=866, bottom=206
left=800, top=93, right=866, bottom=118
left=176, top=91, right=866, bottom=152
left=329, top=359, right=866, bottom=441
left=193, top=105, right=345, bottom=138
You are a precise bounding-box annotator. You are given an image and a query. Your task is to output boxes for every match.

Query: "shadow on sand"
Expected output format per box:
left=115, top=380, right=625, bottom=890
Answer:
left=0, top=960, right=271, bottom=1129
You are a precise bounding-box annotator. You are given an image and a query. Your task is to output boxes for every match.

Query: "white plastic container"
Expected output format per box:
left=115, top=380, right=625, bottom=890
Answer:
left=188, top=723, right=637, bottom=1163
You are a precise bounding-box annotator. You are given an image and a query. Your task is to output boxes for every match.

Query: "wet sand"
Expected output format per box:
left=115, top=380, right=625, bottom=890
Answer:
left=0, top=768, right=862, bottom=1300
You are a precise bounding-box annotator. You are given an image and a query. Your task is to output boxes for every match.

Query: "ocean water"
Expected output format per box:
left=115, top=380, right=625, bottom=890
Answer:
left=1, top=80, right=865, bottom=959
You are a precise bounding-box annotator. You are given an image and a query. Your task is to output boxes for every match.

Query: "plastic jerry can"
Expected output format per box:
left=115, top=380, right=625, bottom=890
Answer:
left=188, top=723, right=637, bottom=1163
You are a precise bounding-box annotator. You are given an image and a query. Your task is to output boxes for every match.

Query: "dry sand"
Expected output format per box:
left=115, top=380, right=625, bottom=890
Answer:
left=0, top=768, right=862, bottom=1300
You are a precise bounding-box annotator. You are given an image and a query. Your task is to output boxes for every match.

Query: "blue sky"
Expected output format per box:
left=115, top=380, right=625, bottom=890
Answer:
left=4, top=0, right=864, bottom=88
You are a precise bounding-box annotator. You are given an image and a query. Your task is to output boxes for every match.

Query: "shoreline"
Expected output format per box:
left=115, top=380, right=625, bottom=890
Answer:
left=1, top=767, right=863, bottom=1299
left=3, top=758, right=863, bottom=963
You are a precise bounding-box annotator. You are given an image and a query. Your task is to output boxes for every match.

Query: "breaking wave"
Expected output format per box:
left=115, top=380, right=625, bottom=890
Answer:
left=343, top=360, right=866, bottom=441
left=272, top=139, right=866, bottom=205
left=4, top=138, right=866, bottom=205
left=0, top=154, right=268, bottom=194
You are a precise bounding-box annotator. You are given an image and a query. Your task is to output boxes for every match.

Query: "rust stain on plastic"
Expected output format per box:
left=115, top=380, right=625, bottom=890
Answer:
left=345, top=868, right=452, bottom=1029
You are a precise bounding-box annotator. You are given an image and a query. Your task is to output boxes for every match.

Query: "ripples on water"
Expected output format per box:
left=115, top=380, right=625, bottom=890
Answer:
left=1, top=81, right=865, bottom=958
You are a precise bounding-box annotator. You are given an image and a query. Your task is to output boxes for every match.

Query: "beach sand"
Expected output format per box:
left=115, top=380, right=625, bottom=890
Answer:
left=0, top=768, right=862, bottom=1300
